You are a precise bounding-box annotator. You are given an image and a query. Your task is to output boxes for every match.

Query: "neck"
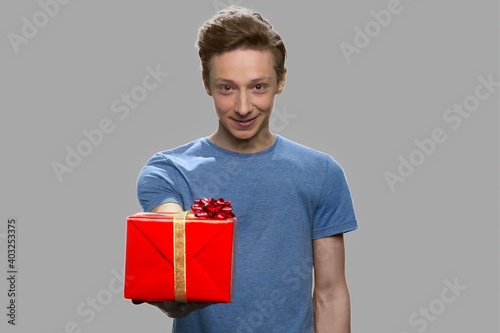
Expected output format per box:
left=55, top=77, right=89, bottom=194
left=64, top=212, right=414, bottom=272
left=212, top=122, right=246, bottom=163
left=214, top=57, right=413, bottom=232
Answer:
left=208, top=128, right=275, bottom=153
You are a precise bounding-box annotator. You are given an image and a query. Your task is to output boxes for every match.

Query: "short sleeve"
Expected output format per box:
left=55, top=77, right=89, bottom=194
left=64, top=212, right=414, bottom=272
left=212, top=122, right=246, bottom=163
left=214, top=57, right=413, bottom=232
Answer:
left=137, top=153, right=184, bottom=212
left=312, top=155, right=358, bottom=239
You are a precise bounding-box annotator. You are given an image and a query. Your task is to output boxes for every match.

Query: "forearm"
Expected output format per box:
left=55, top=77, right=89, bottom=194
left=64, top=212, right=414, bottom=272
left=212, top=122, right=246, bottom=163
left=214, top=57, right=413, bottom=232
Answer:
left=312, top=234, right=352, bottom=332
left=313, top=285, right=351, bottom=333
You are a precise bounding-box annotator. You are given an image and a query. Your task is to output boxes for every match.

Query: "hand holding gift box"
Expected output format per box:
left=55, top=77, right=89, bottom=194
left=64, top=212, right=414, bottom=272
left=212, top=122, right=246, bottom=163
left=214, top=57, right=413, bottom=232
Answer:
left=124, top=198, right=237, bottom=303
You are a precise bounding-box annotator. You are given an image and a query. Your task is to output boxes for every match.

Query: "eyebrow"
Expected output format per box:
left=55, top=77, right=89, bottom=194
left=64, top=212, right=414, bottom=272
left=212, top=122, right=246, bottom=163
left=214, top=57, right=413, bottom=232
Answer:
left=214, top=77, right=272, bottom=84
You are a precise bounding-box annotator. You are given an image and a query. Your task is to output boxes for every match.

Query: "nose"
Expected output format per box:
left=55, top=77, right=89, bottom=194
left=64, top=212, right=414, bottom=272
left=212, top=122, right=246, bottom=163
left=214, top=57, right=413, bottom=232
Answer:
left=235, top=91, right=252, bottom=116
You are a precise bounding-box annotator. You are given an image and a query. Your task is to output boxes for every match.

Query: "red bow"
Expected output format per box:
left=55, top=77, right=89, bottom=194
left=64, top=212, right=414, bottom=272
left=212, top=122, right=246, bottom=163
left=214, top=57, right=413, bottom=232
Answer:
left=191, top=198, right=235, bottom=219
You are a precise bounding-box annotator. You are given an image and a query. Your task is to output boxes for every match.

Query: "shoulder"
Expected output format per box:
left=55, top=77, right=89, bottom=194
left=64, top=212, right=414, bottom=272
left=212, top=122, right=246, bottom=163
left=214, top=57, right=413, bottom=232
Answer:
left=146, top=138, right=208, bottom=165
left=156, top=137, right=207, bottom=158
left=138, top=138, right=211, bottom=183
left=275, top=135, right=342, bottom=172
left=277, top=135, right=328, bottom=159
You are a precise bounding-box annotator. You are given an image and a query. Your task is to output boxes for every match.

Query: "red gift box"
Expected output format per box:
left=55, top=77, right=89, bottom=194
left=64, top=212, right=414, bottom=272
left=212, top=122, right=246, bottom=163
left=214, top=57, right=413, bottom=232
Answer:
left=124, top=210, right=236, bottom=303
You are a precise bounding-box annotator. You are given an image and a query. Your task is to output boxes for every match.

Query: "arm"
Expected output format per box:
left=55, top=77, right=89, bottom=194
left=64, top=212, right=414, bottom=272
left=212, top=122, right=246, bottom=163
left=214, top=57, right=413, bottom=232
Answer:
left=132, top=202, right=213, bottom=318
left=150, top=202, right=183, bottom=213
left=313, top=233, right=351, bottom=333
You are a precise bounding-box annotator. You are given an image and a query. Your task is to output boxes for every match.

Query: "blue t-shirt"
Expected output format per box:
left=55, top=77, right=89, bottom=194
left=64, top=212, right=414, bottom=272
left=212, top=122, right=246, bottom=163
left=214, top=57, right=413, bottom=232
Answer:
left=137, top=135, right=358, bottom=333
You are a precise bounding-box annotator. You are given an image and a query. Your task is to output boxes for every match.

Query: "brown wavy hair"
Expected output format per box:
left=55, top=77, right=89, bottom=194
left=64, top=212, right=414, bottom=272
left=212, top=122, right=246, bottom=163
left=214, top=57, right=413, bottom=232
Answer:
left=196, top=6, right=287, bottom=86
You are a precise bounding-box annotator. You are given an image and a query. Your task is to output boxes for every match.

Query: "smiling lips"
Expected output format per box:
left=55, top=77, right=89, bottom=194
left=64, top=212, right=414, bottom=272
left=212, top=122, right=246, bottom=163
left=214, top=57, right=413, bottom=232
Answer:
left=232, top=116, right=258, bottom=128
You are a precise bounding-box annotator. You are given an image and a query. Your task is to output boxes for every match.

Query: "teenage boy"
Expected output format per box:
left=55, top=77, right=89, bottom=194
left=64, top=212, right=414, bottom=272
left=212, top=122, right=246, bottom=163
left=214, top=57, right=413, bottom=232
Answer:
left=134, top=6, right=358, bottom=333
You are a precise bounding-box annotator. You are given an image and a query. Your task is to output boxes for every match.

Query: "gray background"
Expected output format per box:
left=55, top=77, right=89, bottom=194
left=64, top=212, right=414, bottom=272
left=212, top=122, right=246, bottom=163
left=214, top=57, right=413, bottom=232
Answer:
left=1, top=0, right=498, bottom=332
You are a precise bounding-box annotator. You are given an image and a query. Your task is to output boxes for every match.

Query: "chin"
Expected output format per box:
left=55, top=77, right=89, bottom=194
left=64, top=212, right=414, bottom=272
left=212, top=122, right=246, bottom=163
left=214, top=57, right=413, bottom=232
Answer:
left=230, top=132, right=255, bottom=141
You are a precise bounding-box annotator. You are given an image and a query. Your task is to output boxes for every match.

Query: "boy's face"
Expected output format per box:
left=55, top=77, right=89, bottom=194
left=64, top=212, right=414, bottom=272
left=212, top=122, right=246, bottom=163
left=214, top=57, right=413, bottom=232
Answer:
left=204, top=48, right=285, bottom=148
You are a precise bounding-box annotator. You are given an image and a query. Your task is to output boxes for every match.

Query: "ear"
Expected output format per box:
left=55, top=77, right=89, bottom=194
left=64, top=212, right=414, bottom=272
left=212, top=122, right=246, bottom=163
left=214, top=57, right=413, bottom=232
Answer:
left=202, top=72, right=212, bottom=96
left=276, top=68, right=287, bottom=94
left=205, top=85, right=212, bottom=96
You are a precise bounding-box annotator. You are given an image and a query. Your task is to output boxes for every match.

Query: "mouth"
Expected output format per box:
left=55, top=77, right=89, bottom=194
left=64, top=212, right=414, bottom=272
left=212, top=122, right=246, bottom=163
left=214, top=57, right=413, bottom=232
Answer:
left=231, top=116, right=258, bottom=128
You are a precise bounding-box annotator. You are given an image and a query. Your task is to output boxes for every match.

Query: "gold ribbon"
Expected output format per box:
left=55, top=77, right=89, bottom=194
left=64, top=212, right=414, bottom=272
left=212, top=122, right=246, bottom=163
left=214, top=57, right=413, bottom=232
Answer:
left=173, top=211, right=189, bottom=302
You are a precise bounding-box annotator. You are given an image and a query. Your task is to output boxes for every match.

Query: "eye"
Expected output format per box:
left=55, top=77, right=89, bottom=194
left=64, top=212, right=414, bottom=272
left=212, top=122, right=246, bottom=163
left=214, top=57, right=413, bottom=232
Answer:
left=218, top=85, right=234, bottom=94
left=253, top=84, right=267, bottom=92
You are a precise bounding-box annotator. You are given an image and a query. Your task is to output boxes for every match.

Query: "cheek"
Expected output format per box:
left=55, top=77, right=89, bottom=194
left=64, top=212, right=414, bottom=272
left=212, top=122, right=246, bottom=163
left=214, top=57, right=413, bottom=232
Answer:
left=213, top=96, right=234, bottom=114
left=253, top=95, right=275, bottom=112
